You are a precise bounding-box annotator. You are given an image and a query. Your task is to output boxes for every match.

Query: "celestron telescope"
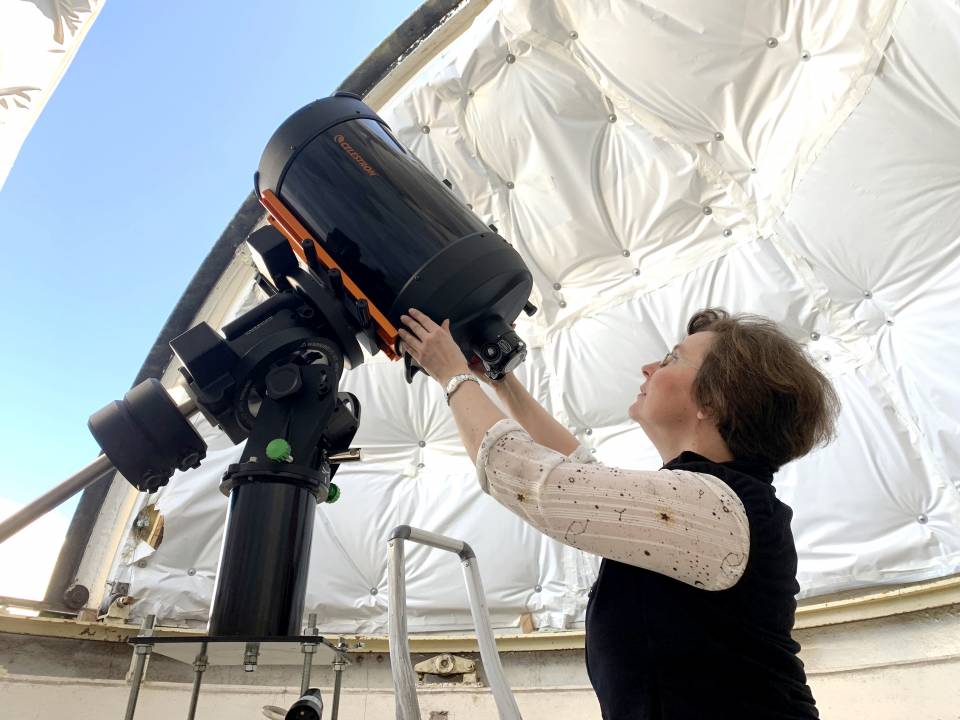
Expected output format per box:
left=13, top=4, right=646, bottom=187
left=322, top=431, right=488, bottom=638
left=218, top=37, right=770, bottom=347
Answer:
left=87, top=91, right=536, bottom=637
left=0, top=92, right=536, bottom=718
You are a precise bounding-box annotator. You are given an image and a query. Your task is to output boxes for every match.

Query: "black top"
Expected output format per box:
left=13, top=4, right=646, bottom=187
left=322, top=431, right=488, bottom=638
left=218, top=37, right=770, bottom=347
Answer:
left=585, top=451, right=819, bottom=719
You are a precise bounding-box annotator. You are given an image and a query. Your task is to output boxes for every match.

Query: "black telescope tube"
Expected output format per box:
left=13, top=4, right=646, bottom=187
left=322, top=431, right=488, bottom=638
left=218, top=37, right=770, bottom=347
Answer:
left=208, top=481, right=315, bottom=636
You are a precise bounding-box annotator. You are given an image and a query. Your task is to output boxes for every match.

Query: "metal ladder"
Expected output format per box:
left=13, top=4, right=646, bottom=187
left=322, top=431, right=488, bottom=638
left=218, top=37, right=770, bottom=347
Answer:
left=387, top=525, right=523, bottom=720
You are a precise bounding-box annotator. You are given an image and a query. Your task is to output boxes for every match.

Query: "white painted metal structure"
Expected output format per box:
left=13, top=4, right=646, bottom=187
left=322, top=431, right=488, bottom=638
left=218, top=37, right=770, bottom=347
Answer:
left=104, top=0, right=960, bottom=636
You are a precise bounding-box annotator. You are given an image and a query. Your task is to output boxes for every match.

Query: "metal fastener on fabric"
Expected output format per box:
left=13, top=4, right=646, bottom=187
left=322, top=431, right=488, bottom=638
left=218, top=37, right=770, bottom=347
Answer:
left=622, top=249, right=630, bottom=257
left=917, top=514, right=929, bottom=524
left=553, top=282, right=562, bottom=290
left=417, top=462, right=425, bottom=469
left=467, top=89, right=475, bottom=97
left=188, top=568, right=196, bottom=576
left=506, top=181, right=515, bottom=189
left=506, top=53, right=516, bottom=64
left=608, top=114, right=617, bottom=123
left=714, top=131, right=724, bottom=141
left=370, top=588, right=379, bottom=595
left=535, top=584, right=543, bottom=592
left=633, top=268, right=641, bottom=276
left=823, top=354, right=832, bottom=362
left=569, top=30, right=578, bottom=39
left=418, top=440, right=426, bottom=447
left=421, top=125, right=430, bottom=134
left=863, top=290, right=873, bottom=299
left=702, top=206, right=713, bottom=215
left=801, top=50, right=811, bottom=61
left=766, top=37, right=779, bottom=48
left=722, top=228, right=732, bottom=237
left=810, top=331, right=821, bottom=341
left=559, top=300, right=567, bottom=308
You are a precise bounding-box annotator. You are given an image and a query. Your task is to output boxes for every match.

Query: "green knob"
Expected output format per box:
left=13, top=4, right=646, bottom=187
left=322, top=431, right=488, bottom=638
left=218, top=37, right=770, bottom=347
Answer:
left=326, top=483, right=340, bottom=503
left=266, top=438, right=292, bottom=462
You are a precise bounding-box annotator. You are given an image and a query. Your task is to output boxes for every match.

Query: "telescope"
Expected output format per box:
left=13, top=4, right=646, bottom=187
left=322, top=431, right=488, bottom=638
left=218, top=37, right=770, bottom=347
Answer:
left=72, top=91, right=538, bottom=638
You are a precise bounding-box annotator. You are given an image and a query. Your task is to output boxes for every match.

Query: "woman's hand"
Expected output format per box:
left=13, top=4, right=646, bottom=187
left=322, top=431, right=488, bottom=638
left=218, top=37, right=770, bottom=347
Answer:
left=398, top=308, right=472, bottom=386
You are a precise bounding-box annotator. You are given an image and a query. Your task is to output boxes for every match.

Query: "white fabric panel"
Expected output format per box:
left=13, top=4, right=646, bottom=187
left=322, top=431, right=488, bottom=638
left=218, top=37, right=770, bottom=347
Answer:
left=0, top=0, right=106, bottom=189
left=126, top=0, right=960, bottom=629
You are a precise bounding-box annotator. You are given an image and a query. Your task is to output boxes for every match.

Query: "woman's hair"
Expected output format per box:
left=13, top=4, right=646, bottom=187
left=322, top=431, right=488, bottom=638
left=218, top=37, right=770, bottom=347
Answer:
left=686, top=308, right=841, bottom=471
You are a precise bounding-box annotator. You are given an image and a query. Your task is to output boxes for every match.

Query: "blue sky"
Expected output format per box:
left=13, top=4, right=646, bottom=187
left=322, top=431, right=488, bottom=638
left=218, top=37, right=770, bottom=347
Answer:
left=0, top=1, right=423, bottom=526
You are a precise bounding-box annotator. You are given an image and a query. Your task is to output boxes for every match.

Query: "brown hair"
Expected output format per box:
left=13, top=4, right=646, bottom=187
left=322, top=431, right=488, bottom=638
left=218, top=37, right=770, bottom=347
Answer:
left=686, top=308, right=840, bottom=471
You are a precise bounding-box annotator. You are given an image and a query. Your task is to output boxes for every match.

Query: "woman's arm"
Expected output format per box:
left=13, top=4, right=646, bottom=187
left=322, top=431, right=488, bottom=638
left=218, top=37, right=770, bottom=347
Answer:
left=397, top=309, right=749, bottom=589
left=477, top=423, right=751, bottom=591
left=493, top=373, right=581, bottom=456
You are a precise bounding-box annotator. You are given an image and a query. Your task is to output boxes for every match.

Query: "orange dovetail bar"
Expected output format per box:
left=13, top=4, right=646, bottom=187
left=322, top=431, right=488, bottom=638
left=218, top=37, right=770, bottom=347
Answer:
left=259, top=189, right=400, bottom=360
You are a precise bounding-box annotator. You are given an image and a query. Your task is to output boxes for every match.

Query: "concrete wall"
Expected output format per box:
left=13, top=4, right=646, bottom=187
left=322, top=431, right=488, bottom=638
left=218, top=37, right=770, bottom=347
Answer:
left=2, top=604, right=959, bottom=719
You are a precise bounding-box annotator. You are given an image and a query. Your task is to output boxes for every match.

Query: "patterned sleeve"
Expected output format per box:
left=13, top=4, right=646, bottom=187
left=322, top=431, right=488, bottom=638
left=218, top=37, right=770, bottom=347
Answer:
left=476, top=419, right=750, bottom=591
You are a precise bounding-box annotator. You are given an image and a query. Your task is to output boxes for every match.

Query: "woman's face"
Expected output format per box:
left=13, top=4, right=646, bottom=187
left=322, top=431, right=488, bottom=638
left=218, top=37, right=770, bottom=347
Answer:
left=628, top=331, right=717, bottom=440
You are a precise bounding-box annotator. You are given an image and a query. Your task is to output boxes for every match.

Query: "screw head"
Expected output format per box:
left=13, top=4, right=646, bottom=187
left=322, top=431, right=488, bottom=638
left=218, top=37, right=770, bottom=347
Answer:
left=766, top=37, right=779, bottom=48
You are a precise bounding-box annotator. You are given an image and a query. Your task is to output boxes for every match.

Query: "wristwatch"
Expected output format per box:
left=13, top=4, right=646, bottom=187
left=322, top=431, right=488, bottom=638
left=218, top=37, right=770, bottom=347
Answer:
left=445, top=373, right=480, bottom=405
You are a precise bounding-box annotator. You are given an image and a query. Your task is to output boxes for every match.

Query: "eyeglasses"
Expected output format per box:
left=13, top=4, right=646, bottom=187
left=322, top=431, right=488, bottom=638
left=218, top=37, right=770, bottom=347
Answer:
left=660, top=350, right=700, bottom=370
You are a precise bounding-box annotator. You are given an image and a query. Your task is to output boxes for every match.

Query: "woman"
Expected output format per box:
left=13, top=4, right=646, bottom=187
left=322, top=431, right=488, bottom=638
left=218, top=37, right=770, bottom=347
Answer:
left=398, top=307, right=840, bottom=720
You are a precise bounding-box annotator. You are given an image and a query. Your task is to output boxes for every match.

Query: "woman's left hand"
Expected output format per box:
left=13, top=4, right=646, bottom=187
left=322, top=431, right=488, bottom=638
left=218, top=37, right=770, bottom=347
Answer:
left=398, top=308, right=472, bottom=385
